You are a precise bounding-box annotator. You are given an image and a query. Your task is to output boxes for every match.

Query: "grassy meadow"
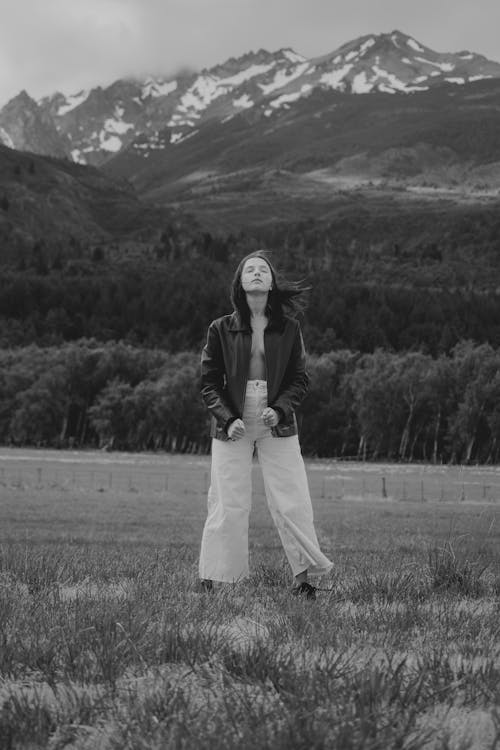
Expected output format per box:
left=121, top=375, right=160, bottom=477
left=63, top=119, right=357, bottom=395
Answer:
left=1, top=449, right=500, bottom=749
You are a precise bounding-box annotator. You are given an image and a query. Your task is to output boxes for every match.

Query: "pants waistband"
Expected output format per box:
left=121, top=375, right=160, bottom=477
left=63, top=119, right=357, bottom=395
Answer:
left=246, top=380, right=267, bottom=391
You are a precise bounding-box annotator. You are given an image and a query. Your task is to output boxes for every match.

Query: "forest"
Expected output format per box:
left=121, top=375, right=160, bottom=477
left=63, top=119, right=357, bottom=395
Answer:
left=2, top=198, right=500, bottom=354
left=1, top=200, right=500, bottom=462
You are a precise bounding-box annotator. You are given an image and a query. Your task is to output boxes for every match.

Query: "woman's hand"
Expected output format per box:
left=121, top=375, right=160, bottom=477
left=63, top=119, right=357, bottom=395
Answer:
left=228, top=419, right=246, bottom=440
left=261, top=408, right=279, bottom=427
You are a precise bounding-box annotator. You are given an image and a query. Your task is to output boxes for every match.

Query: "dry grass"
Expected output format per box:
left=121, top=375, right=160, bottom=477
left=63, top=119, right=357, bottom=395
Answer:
left=1, top=452, right=500, bottom=749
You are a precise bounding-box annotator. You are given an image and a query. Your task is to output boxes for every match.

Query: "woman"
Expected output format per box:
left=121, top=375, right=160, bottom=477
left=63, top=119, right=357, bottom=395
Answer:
left=199, top=251, right=332, bottom=599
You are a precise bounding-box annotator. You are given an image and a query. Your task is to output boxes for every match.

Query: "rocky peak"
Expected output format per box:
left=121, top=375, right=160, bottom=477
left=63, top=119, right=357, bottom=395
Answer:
left=0, top=90, right=69, bottom=157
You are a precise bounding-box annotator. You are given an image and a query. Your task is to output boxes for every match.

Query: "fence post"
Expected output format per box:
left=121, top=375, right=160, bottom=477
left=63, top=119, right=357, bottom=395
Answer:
left=382, top=476, right=387, bottom=498
left=420, top=480, right=425, bottom=502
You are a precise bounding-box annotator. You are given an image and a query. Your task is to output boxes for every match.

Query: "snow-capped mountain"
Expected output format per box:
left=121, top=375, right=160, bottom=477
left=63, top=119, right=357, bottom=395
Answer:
left=0, top=90, right=70, bottom=158
left=309, top=30, right=500, bottom=94
left=1, top=30, right=500, bottom=166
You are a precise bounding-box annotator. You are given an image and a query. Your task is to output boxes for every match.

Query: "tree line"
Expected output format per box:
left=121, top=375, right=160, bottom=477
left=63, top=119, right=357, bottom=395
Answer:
left=1, top=196, right=500, bottom=356
left=1, top=339, right=499, bottom=464
left=1, top=256, right=500, bottom=356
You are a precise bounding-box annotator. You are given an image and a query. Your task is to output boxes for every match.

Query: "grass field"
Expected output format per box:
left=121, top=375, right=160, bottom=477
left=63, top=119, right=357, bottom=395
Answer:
left=1, top=449, right=500, bottom=749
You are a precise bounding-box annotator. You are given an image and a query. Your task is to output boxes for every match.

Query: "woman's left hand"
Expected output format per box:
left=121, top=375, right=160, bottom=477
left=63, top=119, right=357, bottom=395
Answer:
left=261, top=408, right=279, bottom=427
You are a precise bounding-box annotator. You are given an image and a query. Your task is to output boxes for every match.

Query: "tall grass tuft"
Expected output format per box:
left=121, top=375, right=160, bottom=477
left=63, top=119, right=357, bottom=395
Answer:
left=427, top=536, right=490, bottom=596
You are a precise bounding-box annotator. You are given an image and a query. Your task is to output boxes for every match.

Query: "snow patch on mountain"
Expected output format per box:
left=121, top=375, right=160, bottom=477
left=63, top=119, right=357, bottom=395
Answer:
left=142, top=78, right=177, bottom=99
left=171, top=129, right=199, bottom=145
left=415, top=57, right=455, bottom=72
left=233, top=94, right=253, bottom=109
left=268, top=84, right=313, bottom=108
left=371, top=65, right=428, bottom=92
left=100, top=134, right=122, bottom=152
left=407, top=38, right=425, bottom=52
left=57, top=90, right=89, bottom=115
left=283, top=49, right=307, bottom=64
left=220, top=63, right=276, bottom=87
left=136, top=132, right=169, bottom=150
left=351, top=72, right=373, bottom=93
left=344, top=50, right=358, bottom=62
left=259, top=62, right=311, bottom=95
left=320, top=64, right=353, bottom=89
left=0, top=127, right=14, bottom=148
left=93, top=107, right=135, bottom=152
left=359, top=38, right=376, bottom=55
left=104, top=107, right=134, bottom=135
left=176, top=76, right=222, bottom=113
left=371, top=66, right=407, bottom=91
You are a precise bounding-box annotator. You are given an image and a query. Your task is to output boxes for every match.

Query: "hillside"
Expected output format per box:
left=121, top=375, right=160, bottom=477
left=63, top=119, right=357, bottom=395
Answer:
left=104, top=79, right=500, bottom=230
left=0, top=144, right=188, bottom=265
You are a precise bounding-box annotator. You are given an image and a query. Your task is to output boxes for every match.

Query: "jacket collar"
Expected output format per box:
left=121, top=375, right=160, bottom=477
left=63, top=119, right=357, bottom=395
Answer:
left=228, top=312, right=249, bottom=332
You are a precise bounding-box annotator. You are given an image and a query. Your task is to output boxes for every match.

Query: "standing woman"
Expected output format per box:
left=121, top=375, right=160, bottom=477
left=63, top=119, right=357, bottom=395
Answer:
left=199, top=251, right=332, bottom=598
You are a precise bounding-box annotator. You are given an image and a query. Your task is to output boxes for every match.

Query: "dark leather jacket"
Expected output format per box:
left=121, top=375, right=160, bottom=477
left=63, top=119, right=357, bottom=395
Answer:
left=201, top=312, right=309, bottom=441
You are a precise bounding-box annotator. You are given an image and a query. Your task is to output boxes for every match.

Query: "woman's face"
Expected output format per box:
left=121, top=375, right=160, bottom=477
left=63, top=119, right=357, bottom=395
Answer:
left=240, top=257, right=273, bottom=295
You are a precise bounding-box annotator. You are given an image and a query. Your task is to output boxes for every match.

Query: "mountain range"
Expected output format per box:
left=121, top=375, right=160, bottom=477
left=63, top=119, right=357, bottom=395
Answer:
left=1, top=30, right=500, bottom=234
left=2, top=30, right=500, bottom=167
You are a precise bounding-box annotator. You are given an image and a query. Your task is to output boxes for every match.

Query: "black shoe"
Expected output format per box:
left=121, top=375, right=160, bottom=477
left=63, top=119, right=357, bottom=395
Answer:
left=291, top=581, right=317, bottom=600
left=200, top=579, right=213, bottom=593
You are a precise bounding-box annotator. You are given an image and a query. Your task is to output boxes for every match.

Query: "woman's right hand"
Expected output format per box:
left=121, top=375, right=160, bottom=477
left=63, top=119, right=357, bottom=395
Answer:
left=227, top=419, right=246, bottom=441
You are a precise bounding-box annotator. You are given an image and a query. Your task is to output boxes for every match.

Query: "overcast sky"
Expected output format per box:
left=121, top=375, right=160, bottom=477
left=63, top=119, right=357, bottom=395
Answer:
left=1, top=0, right=499, bottom=106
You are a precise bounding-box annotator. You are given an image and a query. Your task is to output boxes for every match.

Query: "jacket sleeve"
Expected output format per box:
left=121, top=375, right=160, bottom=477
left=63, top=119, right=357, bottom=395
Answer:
left=200, top=321, right=237, bottom=431
left=271, top=321, right=309, bottom=421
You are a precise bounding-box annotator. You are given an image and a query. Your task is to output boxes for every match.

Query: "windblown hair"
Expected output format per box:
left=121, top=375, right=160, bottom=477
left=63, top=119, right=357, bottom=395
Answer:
left=230, top=250, right=310, bottom=327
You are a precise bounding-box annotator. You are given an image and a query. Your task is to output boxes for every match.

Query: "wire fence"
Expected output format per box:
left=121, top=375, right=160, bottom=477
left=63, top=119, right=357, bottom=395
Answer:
left=1, top=459, right=500, bottom=504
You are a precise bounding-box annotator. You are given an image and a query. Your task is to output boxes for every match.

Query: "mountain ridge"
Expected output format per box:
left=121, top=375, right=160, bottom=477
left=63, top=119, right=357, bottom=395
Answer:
left=1, top=30, right=500, bottom=168
left=101, top=77, right=500, bottom=231
left=0, top=142, right=190, bottom=265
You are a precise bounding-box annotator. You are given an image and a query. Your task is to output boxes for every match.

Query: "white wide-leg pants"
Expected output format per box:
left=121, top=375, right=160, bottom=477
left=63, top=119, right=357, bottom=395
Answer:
left=199, top=380, right=333, bottom=583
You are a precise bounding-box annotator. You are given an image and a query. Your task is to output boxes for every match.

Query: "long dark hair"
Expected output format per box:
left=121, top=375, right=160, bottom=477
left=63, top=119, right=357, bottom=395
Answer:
left=230, top=250, right=309, bottom=327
